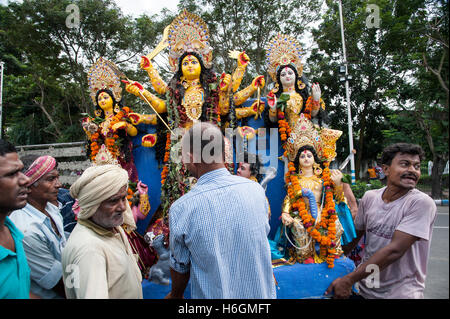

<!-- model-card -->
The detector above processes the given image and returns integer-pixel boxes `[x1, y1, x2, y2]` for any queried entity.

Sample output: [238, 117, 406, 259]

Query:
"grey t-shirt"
[354, 187, 436, 299]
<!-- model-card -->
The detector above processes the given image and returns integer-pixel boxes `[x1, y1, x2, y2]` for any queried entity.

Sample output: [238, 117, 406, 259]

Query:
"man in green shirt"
[0, 139, 32, 299]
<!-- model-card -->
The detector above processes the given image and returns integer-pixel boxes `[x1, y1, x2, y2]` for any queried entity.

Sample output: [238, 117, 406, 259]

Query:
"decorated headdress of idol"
[266, 33, 304, 85]
[87, 57, 122, 109]
[285, 114, 342, 163]
[167, 9, 213, 72]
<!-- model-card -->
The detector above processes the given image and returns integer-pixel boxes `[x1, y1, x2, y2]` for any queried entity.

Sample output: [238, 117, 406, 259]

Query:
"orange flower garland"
[305, 97, 325, 121]
[304, 97, 314, 120]
[127, 186, 134, 208]
[90, 132, 100, 161]
[161, 132, 171, 185]
[277, 111, 291, 142]
[285, 160, 338, 268]
[89, 107, 133, 162]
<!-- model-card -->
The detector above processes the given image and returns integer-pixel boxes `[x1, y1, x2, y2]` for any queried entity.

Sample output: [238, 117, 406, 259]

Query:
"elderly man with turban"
[10, 155, 66, 299]
[61, 164, 142, 299]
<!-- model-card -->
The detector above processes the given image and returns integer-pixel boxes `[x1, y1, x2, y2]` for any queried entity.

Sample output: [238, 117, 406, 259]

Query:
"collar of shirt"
[20, 202, 59, 224]
[196, 167, 230, 186]
[77, 218, 118, 237]
[16, 203, 65, 240]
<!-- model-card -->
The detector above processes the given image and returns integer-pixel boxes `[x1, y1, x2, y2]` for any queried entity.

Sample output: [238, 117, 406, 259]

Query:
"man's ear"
[382, 164, 390, 177]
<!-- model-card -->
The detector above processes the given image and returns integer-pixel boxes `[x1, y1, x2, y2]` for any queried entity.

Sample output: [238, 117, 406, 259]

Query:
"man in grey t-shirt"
[326, 143, 436, 299]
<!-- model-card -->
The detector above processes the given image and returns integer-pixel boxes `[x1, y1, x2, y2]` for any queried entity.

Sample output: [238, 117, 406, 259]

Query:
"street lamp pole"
[0, 61, 4, 139]
[338, 0, 356, 185]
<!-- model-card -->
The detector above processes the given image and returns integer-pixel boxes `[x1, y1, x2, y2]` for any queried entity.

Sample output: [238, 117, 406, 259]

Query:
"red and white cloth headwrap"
[25, 155, 57, 186]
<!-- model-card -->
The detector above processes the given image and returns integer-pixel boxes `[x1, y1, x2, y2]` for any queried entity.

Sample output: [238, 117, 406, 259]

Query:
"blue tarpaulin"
[142, 256, 355, 299]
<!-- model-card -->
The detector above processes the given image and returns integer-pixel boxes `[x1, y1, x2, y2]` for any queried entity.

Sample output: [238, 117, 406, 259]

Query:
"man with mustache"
[0, 139, 32, 298]
[326, 143, 436, 299]
[9, 155, 67, 298]
[62, 164, 142, 299]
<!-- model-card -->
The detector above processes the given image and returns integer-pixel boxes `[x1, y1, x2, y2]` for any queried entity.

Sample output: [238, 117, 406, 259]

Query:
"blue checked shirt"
[169, 168, 276, 299]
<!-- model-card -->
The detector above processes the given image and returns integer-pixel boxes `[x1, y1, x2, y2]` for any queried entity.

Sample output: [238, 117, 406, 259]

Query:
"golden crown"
[87, 57, 122, 105]
[167, 10, 213, 72]
[285, 114, 342, 162]
[93, 144, 119, 166]
[265, 34, 303, 82]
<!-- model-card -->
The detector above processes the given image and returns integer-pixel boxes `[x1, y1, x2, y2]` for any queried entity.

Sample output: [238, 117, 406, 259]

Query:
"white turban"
[70, 164, 136, 230]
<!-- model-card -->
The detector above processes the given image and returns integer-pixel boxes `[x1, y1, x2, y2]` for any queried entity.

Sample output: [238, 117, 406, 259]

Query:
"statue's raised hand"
[312, 83, 321, 102]
[123, 80, 144, 97]
[140, 56, 153, 70]
[252, 75, 265, 89]
[238, 51, 250, 67]
[330, 169, 343, 187]
[219, 73, 231, 91]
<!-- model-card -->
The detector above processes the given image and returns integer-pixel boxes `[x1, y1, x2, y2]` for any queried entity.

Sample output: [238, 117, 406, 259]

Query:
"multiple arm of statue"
[124, 51, 266, 124]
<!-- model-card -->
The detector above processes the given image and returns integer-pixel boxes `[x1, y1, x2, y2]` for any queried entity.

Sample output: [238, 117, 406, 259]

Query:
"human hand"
[252, 75, 265, 89]
[140, 56, 153, 70]
[312, 83, 321, 102]
[331, 169, 343, 187]
[238, 51, 250, 67]
[325, 276, 353, 299]
[164, 291, 184, 299]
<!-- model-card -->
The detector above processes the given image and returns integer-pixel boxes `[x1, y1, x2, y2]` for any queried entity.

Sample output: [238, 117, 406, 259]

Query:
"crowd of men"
[0, 123, 437, 299]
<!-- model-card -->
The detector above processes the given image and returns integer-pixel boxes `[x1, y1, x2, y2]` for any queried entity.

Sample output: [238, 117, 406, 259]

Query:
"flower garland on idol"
[276, 94, 314, 158]
[285, 160, 339, 268]
[89, 106, 131, 162]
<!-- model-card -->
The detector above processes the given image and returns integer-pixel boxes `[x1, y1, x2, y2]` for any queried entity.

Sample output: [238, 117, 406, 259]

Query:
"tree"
[178, 0, 324, 82]
[384, 0, 449, 198]
[308, 0, 395, 177]
[0, 0, 165, 144]
[308, 0, 448, 197]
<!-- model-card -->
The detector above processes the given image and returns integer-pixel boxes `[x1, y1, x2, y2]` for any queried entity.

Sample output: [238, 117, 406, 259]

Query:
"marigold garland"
[277, 111, 291, 142]
[161, 132, 171, 185]
[89, 107, 133, 162]
[304, 97, 314, 120]
[285, 160, 338, 268]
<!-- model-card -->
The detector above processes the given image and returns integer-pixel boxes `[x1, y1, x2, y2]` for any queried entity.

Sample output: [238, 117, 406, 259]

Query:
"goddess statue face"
[181, 54, 201, 80]
[298, 149, 315, 170]
[280, 66, 296, 90]
[97, 91, 114, 112]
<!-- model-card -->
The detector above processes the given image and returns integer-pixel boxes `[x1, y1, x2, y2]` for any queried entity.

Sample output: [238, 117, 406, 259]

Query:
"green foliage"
[350, 179, 384, 199]
[418, 174, 449, 189]
[0, 0, 165, 144]
[178, 0, 324, 79]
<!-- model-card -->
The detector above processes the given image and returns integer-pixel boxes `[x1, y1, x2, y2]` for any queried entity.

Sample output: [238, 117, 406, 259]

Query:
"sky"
[113, 0, 180, 17]
[0, 0, 181, 16]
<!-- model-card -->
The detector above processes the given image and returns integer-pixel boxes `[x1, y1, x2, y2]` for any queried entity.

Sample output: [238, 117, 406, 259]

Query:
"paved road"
[424, 205, 449, 299]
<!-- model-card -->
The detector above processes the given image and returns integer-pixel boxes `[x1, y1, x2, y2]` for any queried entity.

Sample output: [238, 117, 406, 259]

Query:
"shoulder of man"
[8, 207, 36, 233]
[360, 187, 384, 205]
[405, 188, 437, 212]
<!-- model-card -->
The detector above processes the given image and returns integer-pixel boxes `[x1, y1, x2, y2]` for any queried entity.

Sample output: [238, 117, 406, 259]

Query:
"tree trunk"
[431, 154, 447, 199]
[33, 75, 62, 138]
[355, 100, 369, 180]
